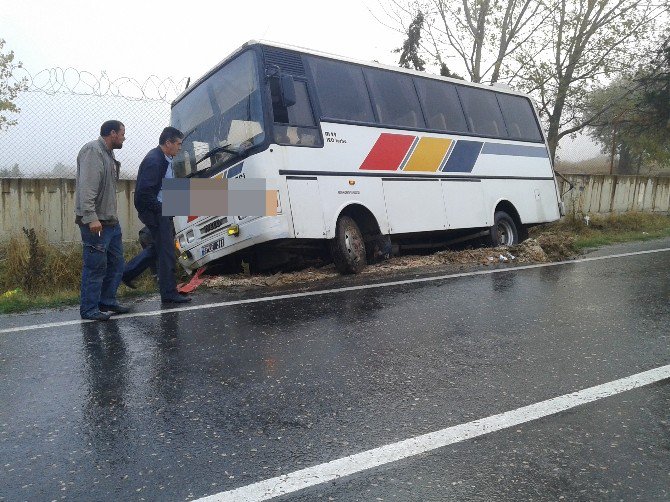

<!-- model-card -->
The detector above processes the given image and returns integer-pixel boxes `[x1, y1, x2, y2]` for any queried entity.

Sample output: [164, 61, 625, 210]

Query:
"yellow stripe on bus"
[403, 137, 453, 172]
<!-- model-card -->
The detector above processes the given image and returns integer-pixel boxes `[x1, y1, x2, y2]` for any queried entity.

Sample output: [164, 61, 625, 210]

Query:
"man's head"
[100, 120, 126, 149]
[159, 127, 184, 157]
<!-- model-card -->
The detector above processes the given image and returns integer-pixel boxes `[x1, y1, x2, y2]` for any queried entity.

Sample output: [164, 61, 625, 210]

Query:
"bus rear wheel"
[330, 216, 367, 274]
[489, 211, 519, 246]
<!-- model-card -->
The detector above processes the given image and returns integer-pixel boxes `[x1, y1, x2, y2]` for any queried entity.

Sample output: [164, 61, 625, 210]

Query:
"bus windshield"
[170, 50, 265, 178]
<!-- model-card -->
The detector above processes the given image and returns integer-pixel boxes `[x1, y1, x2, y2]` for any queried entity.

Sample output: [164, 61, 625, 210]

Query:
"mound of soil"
[535, 233, 577, 261]
[203, 236, 578, 290]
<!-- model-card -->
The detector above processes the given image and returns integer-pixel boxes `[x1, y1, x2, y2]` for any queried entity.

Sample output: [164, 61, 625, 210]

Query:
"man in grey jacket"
[75, 120, 131, 320]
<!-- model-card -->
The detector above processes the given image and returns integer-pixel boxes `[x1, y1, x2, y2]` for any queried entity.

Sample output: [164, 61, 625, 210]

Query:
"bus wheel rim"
[497, 221, 513, 245]
[345, 232, 353, 254]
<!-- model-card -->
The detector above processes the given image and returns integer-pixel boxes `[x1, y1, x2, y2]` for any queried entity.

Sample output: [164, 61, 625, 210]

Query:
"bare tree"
[375, 0, 668, 161]
[378, 0, 547, 82]
[517, 0, 668, 160]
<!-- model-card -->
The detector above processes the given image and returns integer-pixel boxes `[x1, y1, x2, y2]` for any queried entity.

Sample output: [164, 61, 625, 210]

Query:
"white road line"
[1, 247, 668, 335]
[195, 364, 670, 502]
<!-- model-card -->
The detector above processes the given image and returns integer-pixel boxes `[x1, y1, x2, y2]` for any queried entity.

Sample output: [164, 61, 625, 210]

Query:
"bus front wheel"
[330, 216, 367, 274]
[489, 211, 519, 247]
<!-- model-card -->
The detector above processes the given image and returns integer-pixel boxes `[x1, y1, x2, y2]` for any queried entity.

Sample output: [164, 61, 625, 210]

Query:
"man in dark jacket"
[131, 127, 191, 303]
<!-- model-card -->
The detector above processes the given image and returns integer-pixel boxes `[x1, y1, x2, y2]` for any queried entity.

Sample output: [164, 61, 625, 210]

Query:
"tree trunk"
[547, 125, 559, 164]
[617, 144, 634, 174]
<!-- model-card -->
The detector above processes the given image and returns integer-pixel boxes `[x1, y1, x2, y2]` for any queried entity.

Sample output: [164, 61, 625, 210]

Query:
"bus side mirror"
[280, 74, 296, 108]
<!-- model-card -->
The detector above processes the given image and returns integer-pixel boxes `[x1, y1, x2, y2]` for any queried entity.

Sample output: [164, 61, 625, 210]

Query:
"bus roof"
[172, 39, 531, 106]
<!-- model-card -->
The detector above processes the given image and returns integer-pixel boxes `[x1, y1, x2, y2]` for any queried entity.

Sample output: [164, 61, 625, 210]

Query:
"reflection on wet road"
[1, 241, 669, 501]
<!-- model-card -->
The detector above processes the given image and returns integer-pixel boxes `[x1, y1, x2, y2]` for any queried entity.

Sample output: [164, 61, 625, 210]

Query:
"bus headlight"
[227, 224, 240, 236]
[186, 230, 195, 243]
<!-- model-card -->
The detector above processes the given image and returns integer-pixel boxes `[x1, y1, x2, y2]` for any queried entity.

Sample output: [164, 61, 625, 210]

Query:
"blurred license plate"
[201, 238, 225, 257]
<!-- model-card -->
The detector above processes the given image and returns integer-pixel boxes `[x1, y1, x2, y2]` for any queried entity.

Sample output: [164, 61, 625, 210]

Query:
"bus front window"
[171, 50, 265, 177]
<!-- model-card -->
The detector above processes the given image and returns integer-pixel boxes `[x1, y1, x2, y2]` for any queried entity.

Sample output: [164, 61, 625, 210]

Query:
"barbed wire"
[9, 66, 189, 103]
[1, 64, 665, 179]
[1, 66, 181, 178]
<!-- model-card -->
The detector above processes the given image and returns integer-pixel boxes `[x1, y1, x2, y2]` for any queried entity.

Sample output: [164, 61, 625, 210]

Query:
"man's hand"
[88, 220, 102, 234]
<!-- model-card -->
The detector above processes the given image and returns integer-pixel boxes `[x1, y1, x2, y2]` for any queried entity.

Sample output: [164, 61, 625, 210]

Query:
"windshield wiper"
[181, 126, 197, 142]
[186, 143, 249, 178]
[195, 143, 237, 166]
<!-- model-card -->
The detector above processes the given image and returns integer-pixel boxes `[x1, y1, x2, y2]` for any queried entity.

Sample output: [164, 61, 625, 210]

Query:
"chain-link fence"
[555, 131, 670, 177]
[0, 68, 187, 179]
[1, 66, 666, 179]
[555, 133, 610, 175]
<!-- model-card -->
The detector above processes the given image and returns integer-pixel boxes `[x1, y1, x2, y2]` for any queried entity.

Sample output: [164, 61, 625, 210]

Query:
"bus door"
[440, 179, 488, 229]
[286, 177, 326, 238]
[382, 178, 448, 234]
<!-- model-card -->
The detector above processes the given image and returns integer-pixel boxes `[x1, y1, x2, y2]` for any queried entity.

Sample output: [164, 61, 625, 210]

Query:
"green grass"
[0, 289, 81, 313]
[0, 283, 157, 315]
[574, 228, 670, 249]
[533, 212, 670, 250]
[0, 236, 161, 314]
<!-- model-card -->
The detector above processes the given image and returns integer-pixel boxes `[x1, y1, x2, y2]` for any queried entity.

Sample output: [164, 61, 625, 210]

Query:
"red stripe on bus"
[187, 216, 198, 222]
[359, 133, 416, 171]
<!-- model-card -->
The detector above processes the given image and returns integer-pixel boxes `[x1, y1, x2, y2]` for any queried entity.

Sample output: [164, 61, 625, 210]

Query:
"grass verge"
[0, 237, 158, 314]
[0, 285, 157, 315]
[530, 212, 670, 250]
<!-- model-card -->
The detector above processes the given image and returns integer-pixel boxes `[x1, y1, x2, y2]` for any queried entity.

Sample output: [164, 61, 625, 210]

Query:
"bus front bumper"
[178, 215, 290, 272]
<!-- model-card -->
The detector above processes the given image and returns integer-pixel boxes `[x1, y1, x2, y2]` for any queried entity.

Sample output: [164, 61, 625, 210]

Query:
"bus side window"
[414, 78, 468, 133]
[271, 79, 322, 147]
[457, 86, 507, 138]
[491, 120, 500, 136]
[496, 93, 543, 141]
[433, 113, 447, 130]
[364, 68, 425, 129]
[305, 57, 375, 123]
[270, 78, 289, 124]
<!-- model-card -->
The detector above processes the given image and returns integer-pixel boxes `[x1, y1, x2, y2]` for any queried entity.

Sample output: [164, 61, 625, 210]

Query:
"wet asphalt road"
[1, 239, 669, 501]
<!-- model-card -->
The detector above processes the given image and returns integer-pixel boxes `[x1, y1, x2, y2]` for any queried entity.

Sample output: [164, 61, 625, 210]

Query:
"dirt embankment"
[203, 234, 577, 290]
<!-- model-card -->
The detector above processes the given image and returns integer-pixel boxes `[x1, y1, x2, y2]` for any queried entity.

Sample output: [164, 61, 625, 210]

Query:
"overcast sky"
[1, 0, 408, 174]
[1, 0, 600, 171]
[3, 0, 402, 80]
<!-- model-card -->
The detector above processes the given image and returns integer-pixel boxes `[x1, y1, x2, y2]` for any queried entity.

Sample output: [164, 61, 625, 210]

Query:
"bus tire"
[490, 211, 519, 247]
[518, 224, 529, 242]
[330, 216, 367, 274]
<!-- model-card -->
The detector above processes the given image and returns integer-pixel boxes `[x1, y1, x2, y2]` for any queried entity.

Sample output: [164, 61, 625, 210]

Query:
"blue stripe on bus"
[225, 162, 244, 178]
[481, 143, 549, 158]
[442, 140, 484, 173]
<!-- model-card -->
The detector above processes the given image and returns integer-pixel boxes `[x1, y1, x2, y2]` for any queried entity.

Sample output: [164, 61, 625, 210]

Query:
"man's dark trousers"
[123, 226, 158, 283]
[122, 246, 156, 284]
[79, 223, 124, 317]
[139, 213, 178, 298]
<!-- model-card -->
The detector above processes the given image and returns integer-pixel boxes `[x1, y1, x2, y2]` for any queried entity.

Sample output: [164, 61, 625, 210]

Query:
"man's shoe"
[99, 304, 131, 314]
[122, 277, 137, 290]
[82, 311, 112, 321]
[161, 294, 192, 304]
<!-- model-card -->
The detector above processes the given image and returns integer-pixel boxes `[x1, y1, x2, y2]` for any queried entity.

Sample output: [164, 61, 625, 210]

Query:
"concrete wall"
[559, 174, 670, 216]
[1, 175, 668, 243]
[0, 178, 142, 244]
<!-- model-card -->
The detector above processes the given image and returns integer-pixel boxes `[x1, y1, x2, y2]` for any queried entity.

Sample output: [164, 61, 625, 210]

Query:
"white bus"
[170, 41, 563, 274]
